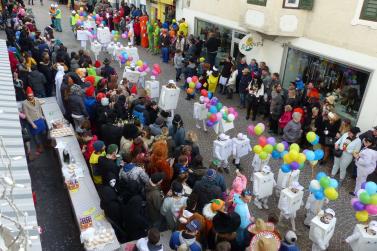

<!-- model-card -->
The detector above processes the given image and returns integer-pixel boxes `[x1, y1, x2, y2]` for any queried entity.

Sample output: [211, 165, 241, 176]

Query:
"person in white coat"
[331, 127, 361, 184]
[193, 96, 208, 132]
[213, 133, 233, 173]
[225, 67, 237, 99]
[345, 220, 377, 250]
[351, 135, 377, 195]
[232, 133, 251, 170]
[55, 64, 65, 114]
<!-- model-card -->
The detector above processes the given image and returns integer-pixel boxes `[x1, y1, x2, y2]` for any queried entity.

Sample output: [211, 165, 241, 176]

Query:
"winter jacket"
[70, 58, 80, 72]
[68, 93, 89, 117]
[145, 183, 164, 224]
[83, 135, 98, 161]
[283, 120, 302, 143]
[161, 196, 188, 230]
[84, 97, 96, 120]
[169, 126, 186, 148]
[100, 123, 123, 147]
[205, 37, 220, 53]
[160, 35, 170, 48]
[239, 74, 252, 94]
[169, 231, 202, 251]
[38, 62, 53, 88]
[98, 156, 120, 186]
[119, 163, 149, 187]
[279, 111, 292, 129]
[183, 63, 197, 78]
[149, 123, 162, 136]
[136, 237, 163, 251]
[174, 55, 184, 69]
[270, 91, 284, 119]
[192, 178, 223, 212]
[28, 70, 47, 94]
[355, 147, 377, 175]
[220, 61, 233, 78]
[234, 194, 252, 229]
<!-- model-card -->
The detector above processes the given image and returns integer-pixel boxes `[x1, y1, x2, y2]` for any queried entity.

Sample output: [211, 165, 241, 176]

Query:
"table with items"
[41, 97, 121, 251]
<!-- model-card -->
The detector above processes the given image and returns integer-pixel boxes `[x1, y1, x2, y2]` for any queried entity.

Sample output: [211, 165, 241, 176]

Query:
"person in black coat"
[144, 100, 159, 126]
[123, 195, 150, 241]
[219, 56, 234, 94]
[100, 111, 123, 147]
[38, 53, 54, 97]
[101, 58, 116, 81]
[98, 144, 121, 186]
[205, 32, 220, 68]
[114, 95, 129, 120]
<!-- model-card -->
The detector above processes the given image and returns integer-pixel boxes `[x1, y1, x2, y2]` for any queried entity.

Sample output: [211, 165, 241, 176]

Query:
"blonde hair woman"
[185, 131, 200, 159]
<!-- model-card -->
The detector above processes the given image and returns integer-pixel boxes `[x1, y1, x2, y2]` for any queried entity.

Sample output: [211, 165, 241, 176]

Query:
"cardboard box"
[253, 172, 274, 198]
[158, 86, 180, 111]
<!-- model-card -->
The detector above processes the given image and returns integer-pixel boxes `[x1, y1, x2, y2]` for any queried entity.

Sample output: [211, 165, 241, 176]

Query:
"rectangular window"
[360, 0, 377, 21]
[283, 0, 314, 10]
[247, 0, 267, 6]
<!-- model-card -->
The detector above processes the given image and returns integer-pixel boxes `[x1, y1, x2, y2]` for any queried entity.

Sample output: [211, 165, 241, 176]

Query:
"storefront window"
[195, 19, 232, 63]
[282, 48, 370, 124]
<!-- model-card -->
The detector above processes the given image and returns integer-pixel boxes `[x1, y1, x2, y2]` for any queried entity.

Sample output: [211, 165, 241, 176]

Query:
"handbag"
[333, 149, 343, 158]
[324, 136, 335, 146]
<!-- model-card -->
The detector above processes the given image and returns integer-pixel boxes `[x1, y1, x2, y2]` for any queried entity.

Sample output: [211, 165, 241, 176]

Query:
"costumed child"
[193, 96, 208, 132]
[207, 66, 220, 93]
[280, 231, 300, 251]
[147, 21, 154, 52]
[304, 184, 329, 227]
[345, 220, 377, 251]
[253, 165, 276, 209]
[232, 133, 251, 170]
[309, 208, 336, 251]
[227, 169, 247, 213]
[202, 199, 225, 236]
[250, 151, 271, 181]
[213, 133, 233, 173]
[106, 41, 116, 59]
[278, 181, 304, 232]
[153, 23, 160, 55]
[70, 10, 79, 33]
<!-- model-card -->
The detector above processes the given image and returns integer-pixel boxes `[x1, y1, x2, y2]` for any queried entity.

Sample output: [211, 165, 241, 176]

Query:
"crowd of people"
[3, 0, 377, 251]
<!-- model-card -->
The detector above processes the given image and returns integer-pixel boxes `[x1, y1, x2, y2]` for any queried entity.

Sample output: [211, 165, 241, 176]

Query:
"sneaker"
[254, 200, 263, 209]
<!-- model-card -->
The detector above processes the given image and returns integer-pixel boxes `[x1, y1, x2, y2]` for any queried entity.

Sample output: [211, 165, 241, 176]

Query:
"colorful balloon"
[271, 150, 280, 159]
[188, 82, 195, 89]
[310, 180, 321, 192]
[259, 151, 268, 160]
[258, 136, 267, 147]
[290, 143, 300, 152]
[227, 113, 235, 122]
[320, 176, 331, 188]
[306, 132, 316, 142]
[253, 145, 263, 154]
[355, 210, 369, 222]
[365, 181, 377, 195]
[353, 200, 366, 211]
[365, 205, 377, 216]
[306, 150, 315, 161]
[370, 194, 377, 205]
[359, 192, 371, 204]
[329, 178, 339, 189]
[263, 144, 274, 154]
[192, 76, 199, 83]
[281, 164, 291, 173]
[267, 137, 276, 145]
[314, 191, 325, 200]
[324, 187, 338, 200]
[254, 125, 263, 136]
[247, 125, 255, 136]
[276, 143, 285, 153]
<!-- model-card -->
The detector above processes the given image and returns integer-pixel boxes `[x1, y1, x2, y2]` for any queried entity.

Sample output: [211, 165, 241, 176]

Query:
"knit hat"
[93, 140, 105, 152]
[26, 86, 33, 95]
[284, 230, 297, 244]
[171, 181, 183, 195]
[155, 117, 164, 127]
[106, 144, 118, 155]
[151, 172, 165, 184]
[211, 199, 225, 212]
[85, 86, 95, 97]
[206, 169, 217, 181]
[186, 220, 201, 232]
[94, 60, 101, 68]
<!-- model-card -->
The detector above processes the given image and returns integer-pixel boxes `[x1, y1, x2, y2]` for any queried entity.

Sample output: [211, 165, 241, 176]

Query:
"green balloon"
[259, 151, 268, 160]
[263, 144, 274, 154]
[216, 102, 223, 110]
[360, 192, 371, 204]
[320, 177, 330, 188]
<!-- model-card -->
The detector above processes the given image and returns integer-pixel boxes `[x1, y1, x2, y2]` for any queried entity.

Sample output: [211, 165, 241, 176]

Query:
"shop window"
[247, 0, 267, 6]
[283, 0, 314, 10]
[360, 0, 377, 21]
[282, 48, 370, 124]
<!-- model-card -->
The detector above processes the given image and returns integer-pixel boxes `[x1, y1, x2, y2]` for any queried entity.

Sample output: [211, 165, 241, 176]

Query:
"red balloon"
[258, 136, 267, 147]
[201, 89, 208, 97]
[192, 76, 199, 83]
[210, 114, 217, 122]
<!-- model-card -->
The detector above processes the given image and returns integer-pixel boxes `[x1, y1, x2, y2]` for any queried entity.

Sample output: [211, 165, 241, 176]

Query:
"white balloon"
[228, 114, 235, 122]
[310, 180, 321, 191]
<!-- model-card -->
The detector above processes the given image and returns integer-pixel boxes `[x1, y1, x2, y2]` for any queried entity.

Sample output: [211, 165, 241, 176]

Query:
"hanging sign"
[239, 32, 263, 55]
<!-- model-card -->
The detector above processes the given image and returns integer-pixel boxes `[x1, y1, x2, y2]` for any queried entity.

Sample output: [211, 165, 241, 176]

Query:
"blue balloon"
[281, 164, 291, 173]
[271, 150, 280, 159]
[207, 92, 213, 99]
[314, 191, 325, 200]
[365, 181, 377, 195]
[209, 106, 217, 114]
[306, 150, 315, 161]
[316, 172, 327, 181]
[329, 178, 338, 189]
[314, 149, 324, 160]
[280, 150, 288, 158]
[311, 135, 320, 145]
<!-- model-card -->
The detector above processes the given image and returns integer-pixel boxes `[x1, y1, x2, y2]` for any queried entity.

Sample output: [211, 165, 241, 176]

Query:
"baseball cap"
[186, 220, 201, 232]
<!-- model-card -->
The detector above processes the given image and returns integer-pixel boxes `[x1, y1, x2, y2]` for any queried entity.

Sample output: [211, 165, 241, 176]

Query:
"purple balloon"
[353, 201, 366, 211]
[290, 162, 300, 170]
[303, 149, 308, 154]
[282, 141, 289, 150]
[206, 120, 214, 127]
[361, 182, 367, 189]
[267, 137, 276, 145]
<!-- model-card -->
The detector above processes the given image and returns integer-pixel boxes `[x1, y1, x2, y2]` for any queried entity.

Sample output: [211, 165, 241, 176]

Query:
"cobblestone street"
[8, 2, 376, 250]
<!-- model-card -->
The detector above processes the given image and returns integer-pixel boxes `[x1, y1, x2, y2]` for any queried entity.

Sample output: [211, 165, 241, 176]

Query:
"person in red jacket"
[133, 17, 141, 45]
[113, 11, 121, 31]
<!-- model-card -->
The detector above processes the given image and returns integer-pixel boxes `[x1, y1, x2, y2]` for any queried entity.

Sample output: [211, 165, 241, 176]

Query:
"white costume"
[76, 29, 92, 49]
[106, 42, 116, 58]
[345, 221, 377, 251]
[145, 76, 160, 99]
[276, 169, 300, 196]
[354, 147, 377, 193]
[55, 65, 65, 114]
[232, 133, 251, 168]
[90, 40, 102, 60]
[304, 193, 328, 226]
[250, 153, 270, 181]
[253, 166, 276, 209]
[278, 182, 304, 231]
[158, 81, 180, 111]
[125, 44, 139, 64]
[193, 100, 208, 132]
[309, 209, 336, 251]
[97, 26, 111, 49]
[213, 133, 233, 170]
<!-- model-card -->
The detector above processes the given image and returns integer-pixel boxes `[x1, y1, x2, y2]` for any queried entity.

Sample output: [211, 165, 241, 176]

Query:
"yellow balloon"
[324, 187, 338, 201]
[290, 143, 300, 152]
[126, 61, 131, 66]
[136, 60, 143, 67]
[355, 210, 369, 222]
[283, 153, 292, 164]
[371, 194, 377, 205]
[253, 145, 263, 154]
[259, 151, 268, 160]
[298, 153, 306, 163]
[289, 150, 299, 161]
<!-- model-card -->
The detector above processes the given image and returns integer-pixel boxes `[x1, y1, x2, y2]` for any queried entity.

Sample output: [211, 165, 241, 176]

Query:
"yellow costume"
[207, 74, 220, 93]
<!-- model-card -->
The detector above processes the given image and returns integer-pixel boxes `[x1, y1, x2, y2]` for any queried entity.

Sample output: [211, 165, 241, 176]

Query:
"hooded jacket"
[119, 163, 149, 186]
[136, 237, 163, 251]
[169, 231, 202, 251]
[28, 70, 47, 93]
[124, 195, 150, 241]
[283, 120, 302, 143]
[145, 182, 164, 224]
[192, 177, 223, 212]
[68, 85, 89, 117]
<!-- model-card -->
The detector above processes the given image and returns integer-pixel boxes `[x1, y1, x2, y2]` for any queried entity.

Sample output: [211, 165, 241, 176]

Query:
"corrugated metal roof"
[0, 39, 42, 250]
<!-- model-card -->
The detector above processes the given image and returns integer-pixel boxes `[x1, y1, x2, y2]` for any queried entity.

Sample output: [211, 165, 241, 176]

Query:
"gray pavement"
[13, 2, 370, 250]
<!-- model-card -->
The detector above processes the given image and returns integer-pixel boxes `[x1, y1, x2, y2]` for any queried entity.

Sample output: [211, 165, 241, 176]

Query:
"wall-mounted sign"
[238, 32, 263, 55]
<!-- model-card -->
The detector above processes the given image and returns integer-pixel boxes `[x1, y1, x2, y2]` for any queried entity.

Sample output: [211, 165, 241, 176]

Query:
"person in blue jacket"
[169, 220, 202, 251]
[234, 189, 254, 246]
[279, 230, 300, 251]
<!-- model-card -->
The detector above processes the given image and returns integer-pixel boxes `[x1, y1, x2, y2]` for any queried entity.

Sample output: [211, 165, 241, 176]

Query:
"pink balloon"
[233, 111, 238, 119]
[204, 97, 210, 104]
[151, 69, 158, 76]
[216, 112, 222, 121]
[128, 56, 133, 61]
[228, 107, 235, 114]
[121, 33, 127, 39]
[205, 103, 211, 109]
[247, 125, 255, 136]
[366, 205, 377, 216]
[145, 67, 151, 73]
[186, 77, 192, 83]
[138, 67, 143, 72]
[153, 64, 160, 70]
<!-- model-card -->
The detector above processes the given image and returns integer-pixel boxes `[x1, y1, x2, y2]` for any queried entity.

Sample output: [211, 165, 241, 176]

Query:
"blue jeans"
[175, 68, 182, 81]
[207, 51, 217, 68]
[239, 93, 246, 107]
[162, 47, 169, 63]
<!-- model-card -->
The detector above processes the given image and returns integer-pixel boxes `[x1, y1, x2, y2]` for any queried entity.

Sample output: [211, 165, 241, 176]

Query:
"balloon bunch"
[247, 123, 265, 136]
[135, 60, 151, 73]
[252, 135, 277, 160]
[306, 131, 320, 145]
[95, 14, 105, 25]
[280, 143, 307, 173]
[351, 181, 377, 222]
[151, 64, 162, 77]
[111, 30, 120, 41]
[309, 172, 339, 201]
[303, 131, 324, 165]
[186, 76, 201, 95]
[200, 89, 213, 99]
[201, 96, 238, 127]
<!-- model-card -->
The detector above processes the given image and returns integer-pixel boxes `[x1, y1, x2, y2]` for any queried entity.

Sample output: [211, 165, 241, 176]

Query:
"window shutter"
[299, 0, 314, 10]
[247, 0, 267, 6]
[360, 0, 377, 21]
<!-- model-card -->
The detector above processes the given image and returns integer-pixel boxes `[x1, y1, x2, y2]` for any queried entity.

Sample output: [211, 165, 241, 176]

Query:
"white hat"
[262, 165, 271, 174]
[290, 181, 304, 191]
[213, 66, 218, 71]
[150, 76, 156, 80]
[72, 10, 76, 14]
[219, 133, 229, 141]
[324, 208, 335, 217]
[369, 225, 377, 233]
[237, 133, 244, 140]
[369, 220, 377, 228]
[168, 80, 175, 84]
[284, 230, 297, 244]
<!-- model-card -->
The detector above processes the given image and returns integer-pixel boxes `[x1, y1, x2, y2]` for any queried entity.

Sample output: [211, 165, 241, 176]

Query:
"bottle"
[63, 149, 70, 164]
